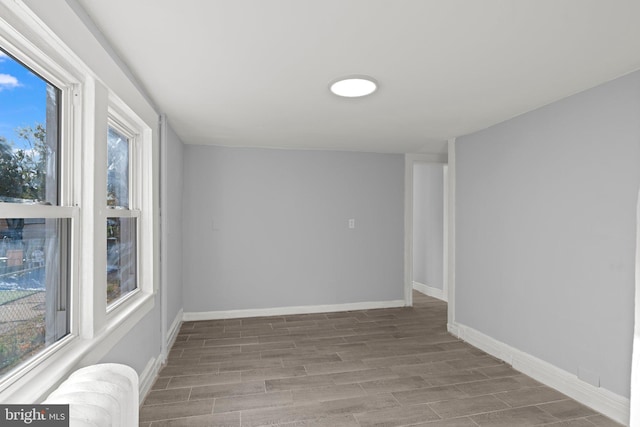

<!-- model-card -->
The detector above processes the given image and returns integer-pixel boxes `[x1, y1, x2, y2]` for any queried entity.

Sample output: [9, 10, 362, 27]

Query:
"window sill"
[0, 291, 155, 403]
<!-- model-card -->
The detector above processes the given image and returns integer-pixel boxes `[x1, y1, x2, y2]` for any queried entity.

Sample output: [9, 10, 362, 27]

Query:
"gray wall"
[165, 123, 184, 325]
[100, 306, 161, 373]
[182, 146, 405, 312]
[456, 70, 640, 398]
[412, 163, 444, 289]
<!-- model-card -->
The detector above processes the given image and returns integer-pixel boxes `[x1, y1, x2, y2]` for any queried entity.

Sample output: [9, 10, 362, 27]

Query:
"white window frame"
[99, 95, 154, 324]
[0, 18, 81, 396]
[105, 109, 143, 311]
[0, 3, 156, 403]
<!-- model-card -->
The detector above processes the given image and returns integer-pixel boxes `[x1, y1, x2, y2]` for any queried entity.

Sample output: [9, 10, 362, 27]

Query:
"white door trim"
[442, 163, 449, 303]
[630, 188, 640, 426]
[446, 139, 456, 328]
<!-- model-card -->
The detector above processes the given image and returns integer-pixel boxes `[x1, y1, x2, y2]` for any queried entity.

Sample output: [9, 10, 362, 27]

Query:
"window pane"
[0, 218, 69, 377]
[107, 127, 129, 208]
[0, 49, 60, 205]
[107, 217, 137, 304]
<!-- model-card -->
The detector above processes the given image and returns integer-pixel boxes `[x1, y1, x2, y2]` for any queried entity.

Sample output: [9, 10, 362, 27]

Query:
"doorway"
[404, 150, 451, 311]
[411, 162, 448, 301]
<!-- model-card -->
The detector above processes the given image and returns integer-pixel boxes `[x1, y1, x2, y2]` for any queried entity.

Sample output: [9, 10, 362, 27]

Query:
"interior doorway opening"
[404, 150, 451, 312]
[411, 162, 448, 302]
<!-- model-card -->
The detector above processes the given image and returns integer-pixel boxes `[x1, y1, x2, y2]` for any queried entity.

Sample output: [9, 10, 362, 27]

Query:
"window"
[0, 48, 70, 377]
[0, 50, 59, 205]
[107, 126, 129, 209]
[106, 122, 139, 305]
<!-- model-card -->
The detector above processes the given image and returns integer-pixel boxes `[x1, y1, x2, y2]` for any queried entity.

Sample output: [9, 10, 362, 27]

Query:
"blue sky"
[0, 49, 48, 149]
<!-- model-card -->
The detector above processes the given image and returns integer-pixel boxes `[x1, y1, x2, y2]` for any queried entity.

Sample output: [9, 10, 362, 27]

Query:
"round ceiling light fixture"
[330, 76, 378, 98]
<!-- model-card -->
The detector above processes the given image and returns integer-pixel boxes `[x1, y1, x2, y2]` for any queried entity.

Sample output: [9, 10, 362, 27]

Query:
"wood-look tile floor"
[140, 292, 623, 427]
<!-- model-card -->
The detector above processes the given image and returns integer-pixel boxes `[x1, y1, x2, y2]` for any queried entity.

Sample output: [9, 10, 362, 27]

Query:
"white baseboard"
[139, 310, 182, 403]
[165, 309, 183, 357]
[138, 356, 162, 403]
[447, 322, 460, 337]
[450, 322, 630, 426]
[183, 299, 406, 321]
[413, 281, 446, 301]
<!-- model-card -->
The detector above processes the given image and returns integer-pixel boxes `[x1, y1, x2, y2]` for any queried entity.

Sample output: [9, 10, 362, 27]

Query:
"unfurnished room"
[0, 1, 639, 426]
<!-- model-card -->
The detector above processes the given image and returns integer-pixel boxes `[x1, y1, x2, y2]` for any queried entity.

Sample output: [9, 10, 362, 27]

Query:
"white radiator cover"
[42, 363, 139, 427]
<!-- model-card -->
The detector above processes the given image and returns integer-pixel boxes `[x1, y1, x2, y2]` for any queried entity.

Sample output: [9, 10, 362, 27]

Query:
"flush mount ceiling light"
[330, 76, 378, 98]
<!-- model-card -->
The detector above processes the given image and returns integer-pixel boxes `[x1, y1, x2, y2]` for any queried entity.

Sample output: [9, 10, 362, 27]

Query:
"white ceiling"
[76, 0, 640, 154]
